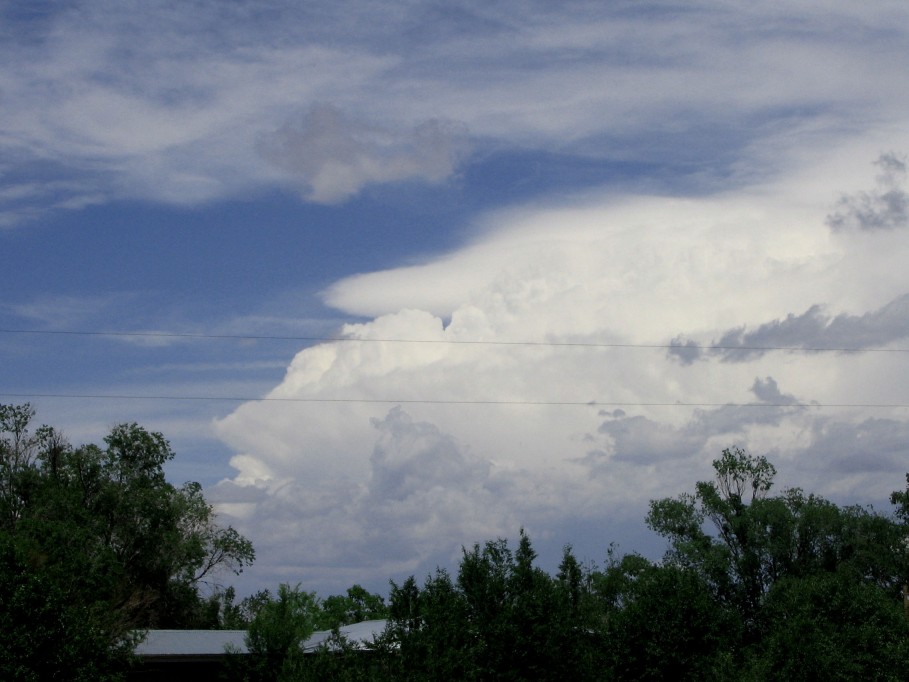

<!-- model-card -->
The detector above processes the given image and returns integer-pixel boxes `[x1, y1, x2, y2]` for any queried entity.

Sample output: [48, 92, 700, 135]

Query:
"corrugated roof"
[135, 629, 248, 657]
[135, 619, 388, 658]
[302, 619, 388, 652]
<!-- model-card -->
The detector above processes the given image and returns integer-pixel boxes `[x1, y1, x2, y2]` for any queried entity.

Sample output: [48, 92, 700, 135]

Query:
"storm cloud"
[827, 153, 909, 232]
[670, 293, 909, 363]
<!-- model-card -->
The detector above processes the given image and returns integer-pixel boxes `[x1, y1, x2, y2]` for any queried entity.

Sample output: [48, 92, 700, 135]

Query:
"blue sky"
[4, 0, 909, 596]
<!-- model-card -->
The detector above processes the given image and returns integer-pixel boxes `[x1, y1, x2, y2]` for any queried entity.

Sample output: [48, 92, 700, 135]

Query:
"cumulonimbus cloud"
[213, 165, 909, 592]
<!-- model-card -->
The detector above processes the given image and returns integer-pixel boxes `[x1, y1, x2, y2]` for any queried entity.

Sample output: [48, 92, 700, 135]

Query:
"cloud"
[4, 2, 909, 224]
[213, 158, 909, 591]
[801, 416, 909, 476]
[683, 293, 909, 362]
[9, 1, 907, 591]
[213, 405, 517, 586]
[256, 105, 470, 203]
[750, 376, 799, 406]
[367, 406, 490, 501]
[826, 153, 909, 231]
[3, 293, 134, 329]
[668, 336, 701, 365]
[586, 376, 804, 468]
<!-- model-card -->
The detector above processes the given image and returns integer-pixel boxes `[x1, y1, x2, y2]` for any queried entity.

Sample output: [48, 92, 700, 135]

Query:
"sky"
[4, 0, 909, 596]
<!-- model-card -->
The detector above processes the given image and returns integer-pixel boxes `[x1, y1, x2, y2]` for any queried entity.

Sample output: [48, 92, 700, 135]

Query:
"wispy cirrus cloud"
[3, 1, 909, 225]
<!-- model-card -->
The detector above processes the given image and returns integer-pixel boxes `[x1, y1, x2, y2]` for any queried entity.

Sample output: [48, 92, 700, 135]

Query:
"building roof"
[135, 630, 249, 660]
[302, 619, 388, 652]
[134, 620, 388, 660]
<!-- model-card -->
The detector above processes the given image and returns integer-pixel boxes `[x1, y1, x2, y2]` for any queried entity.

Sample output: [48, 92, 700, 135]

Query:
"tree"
[646, 446, 909, 676]
[745, 572, 909, 681]
[0, 533, 138, 682]
[383, 531, 600, 681]
[242, 583, 320, 681]
[595, 553, 740, 681]
[647, 448, 908, 621]
[317, 584, 388, 630]
[0, 404, 255, 677]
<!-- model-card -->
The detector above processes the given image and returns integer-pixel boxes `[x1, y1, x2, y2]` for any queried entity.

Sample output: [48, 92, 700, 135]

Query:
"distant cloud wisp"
[256, 104, 471, 203]
[668, 293, 909, 363]
[827, 152, 909, 232]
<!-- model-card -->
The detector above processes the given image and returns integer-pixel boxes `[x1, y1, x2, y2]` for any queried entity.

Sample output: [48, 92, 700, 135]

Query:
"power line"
[0, 328, 906, 355]
[1, 392, 907, 409]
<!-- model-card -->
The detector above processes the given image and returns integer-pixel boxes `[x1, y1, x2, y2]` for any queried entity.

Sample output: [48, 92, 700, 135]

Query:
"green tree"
[0, 533, 137, 682]
[0, 404, 255, 677]
[646, 447, 780, 619]
[646, 447, 908, 624]
[317, 584, 388, 630]
[646, 446, 909, 676]
[242, 583, 320, 681]
[383, 531, 601, 681]
[385, 569, 474, 681]
[745, 572, 909, 681]
[595, 553, 739, 681]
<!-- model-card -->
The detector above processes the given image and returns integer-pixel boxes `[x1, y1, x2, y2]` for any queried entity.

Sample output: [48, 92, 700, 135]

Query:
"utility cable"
[1, 392, 906, 409]
[0, 328, 906, 355]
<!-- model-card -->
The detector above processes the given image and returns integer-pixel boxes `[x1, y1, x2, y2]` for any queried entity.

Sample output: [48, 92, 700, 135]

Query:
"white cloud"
[3, 1, 909, 223]
[214, 146, 909, 592]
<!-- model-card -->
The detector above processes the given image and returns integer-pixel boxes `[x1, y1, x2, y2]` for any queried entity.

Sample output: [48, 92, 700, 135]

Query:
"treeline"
[4, 404, 909, 680]
[258, 448, 909, 681]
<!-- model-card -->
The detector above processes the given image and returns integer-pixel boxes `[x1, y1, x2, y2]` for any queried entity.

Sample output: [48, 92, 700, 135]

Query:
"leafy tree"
[0, 404, 255, 677]
[646, 446, 909, 676]
[554, 546, 604, 677]
[317, 583, 388, 630]
[745, 572, 909, 681]
[206, 585, 274, 630]
[0, 533, 137, 681]
[646, 447, 780, 618]
[382, 531, 601, 681]
[385, 569, 474, 681]
[646, 447, 908, 625]
[241, 583, 320, 681]
[595, 553, 739, 681]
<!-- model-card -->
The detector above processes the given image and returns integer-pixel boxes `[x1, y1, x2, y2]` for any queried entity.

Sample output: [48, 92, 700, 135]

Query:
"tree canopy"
[297, 447, 909, 681]
[0, 403, 255, 679]
[5, 406, 908, 680]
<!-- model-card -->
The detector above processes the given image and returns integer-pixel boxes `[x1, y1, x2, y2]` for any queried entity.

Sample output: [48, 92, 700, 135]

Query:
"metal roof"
[135, 630, 249, 658]
[302, 619, 388, 652]
[135, 620, 388, 659]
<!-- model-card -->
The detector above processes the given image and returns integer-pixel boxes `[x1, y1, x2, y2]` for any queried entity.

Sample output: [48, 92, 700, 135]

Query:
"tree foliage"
[374, 531, 604, 681]
[296, 448, 909, 681]
[7, 406, 909, 680]
[317, 583, 389, 630]
[0, 404, 255, 678]
[646, 446, 909, 676]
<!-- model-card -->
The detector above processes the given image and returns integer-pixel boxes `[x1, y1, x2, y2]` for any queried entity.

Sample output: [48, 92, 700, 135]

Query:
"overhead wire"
[3, 327, 909, 409]
[1, 327, 907, 354]
[0, 392, 907, 410]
